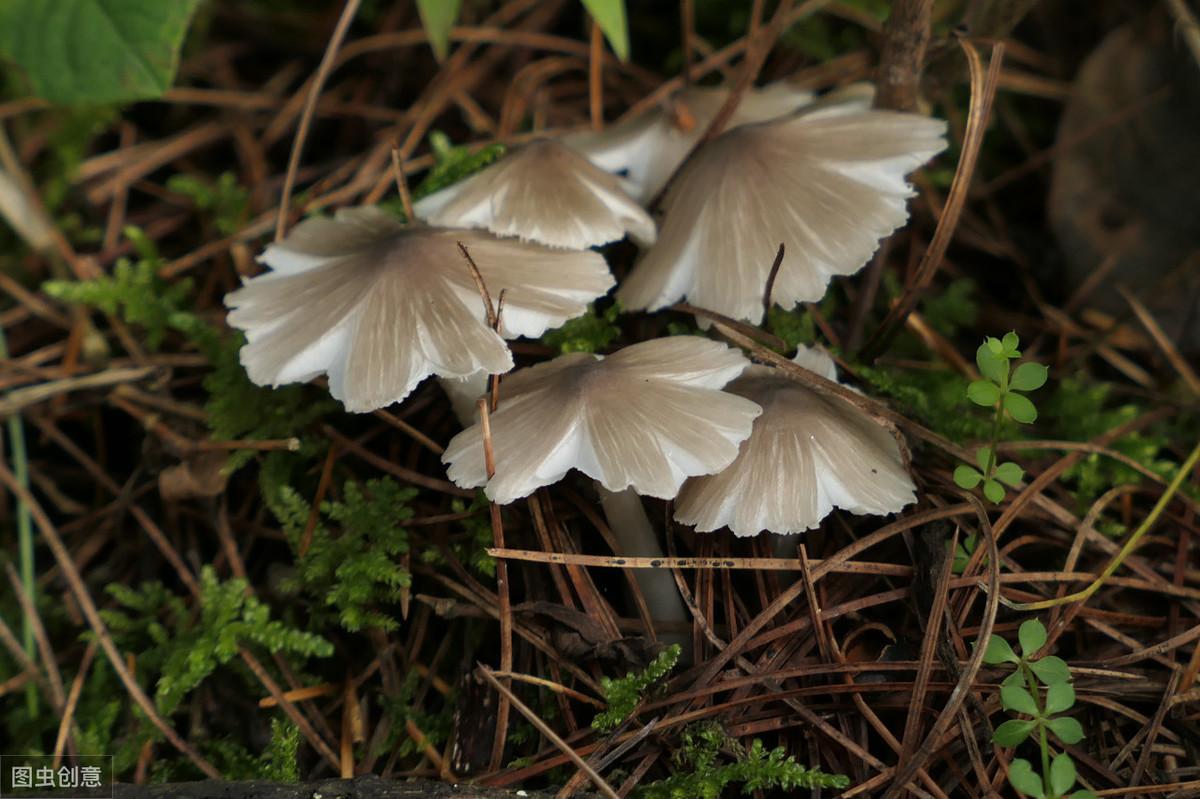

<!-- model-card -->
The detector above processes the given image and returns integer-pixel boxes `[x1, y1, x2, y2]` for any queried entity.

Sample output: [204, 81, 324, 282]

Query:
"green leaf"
[1018, 619, 1048, 656]
[1011, 362, 1049, 392]
[1008, 759, 1044, 798]
[954, 465, 983, 489]
[993, 718, 1036, 747]
[416, 0, 463, 60]
[580, 0, 630, 60]
[968, 380, 1001, 406]
[982, 634, 1020, 665]
[1002, 669, 1025, 689]
[977, 342, 1008, 383]
[1005, 392, 1039, 423]
[1046, 716, 1085, 745]
[976, 446, 994, 472]
[1045, 681, 1075, 715]
[1000, 684, 1039, 716]
[1002, 331, 1021, 355]
[995, 461, 1024, 487]
[0, 0, 202, 104]
[1070, 791, 1099, 799]
[1030, 656, 1071, 685]
[986, 337, 1004, 356]
[1049, 753, 1076, 795]
[983, 479, 1005, 504]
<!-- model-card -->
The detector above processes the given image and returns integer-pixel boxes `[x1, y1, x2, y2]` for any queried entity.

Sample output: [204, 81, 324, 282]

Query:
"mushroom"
[565, 81, 817, 203]
[616, 104, 947, 324]
[441, 336, 762, 503]
[224, 207, 614, 412]
[413, 138, 656, 250]
[674, 346, 916, 536]
[439, 370, 491, 427]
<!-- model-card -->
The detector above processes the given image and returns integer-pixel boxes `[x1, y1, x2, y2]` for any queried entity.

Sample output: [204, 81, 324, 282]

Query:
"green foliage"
[580, 0, 630, 60]
[593, 644, 681, 732]
[0, 0, 202, 104]
[167, 172, 250, 236]
[376, 669, 455, 760]
[261, 718, 302, 782]
[446, 494, 497, 577]
[856, 364, 992, 442]
[40, 107, 118, 211]
[767, 306, 816, 351]
[954, 332, 1048, 503]
[542, 302, 621, 354]
[1041, 377, 1181, 509]
[982, 619, 1095, 799]
[635, 723, 849, 798]
[262, 454, 418, 632]
[412, 0, 628, 61]
[202, 336, 335, 470]
[412, 131, 506, 201]
[101, 566, 332, 717]
[43, 254, 207, 351]
[416, 0, 463, 60]
[43, 237, 334, 470]
[921, 278, 978, 337]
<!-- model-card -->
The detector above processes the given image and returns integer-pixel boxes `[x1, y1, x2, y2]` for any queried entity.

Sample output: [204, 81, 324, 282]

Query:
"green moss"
[542, 302, 621, 354]
[43, 240, 335, 471]
[100, 566, 332, 718]
[635, 723, 849, 798]
[167, 171, 249, 236]
[593, 644, 680, 733]
[262, 453, 419, 632]
[1039, 376, 1185, 508]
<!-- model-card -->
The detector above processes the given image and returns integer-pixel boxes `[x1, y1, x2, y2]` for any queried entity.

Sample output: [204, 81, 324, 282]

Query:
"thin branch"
[477, 664, 620, 799]
[275, 0, 363, 241]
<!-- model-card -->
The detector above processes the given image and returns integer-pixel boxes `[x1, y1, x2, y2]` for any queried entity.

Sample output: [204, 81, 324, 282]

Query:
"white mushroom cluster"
[226, 79, 942, 536]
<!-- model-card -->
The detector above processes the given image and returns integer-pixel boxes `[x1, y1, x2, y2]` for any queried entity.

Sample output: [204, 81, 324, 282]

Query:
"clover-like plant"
[954, 332, 1048, 502]
[983, 619, 1095, 799]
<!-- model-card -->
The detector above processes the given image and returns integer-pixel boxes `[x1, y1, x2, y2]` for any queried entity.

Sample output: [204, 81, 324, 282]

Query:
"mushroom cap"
[441, 336, 763, 503]
[674, 347, 916, 536]
[439, 371, 491, 427]
[224, 207, 614, 412]
[413, 139, 656, 249]
[616, 105, 948, 325]
[565, 81, 817, 203]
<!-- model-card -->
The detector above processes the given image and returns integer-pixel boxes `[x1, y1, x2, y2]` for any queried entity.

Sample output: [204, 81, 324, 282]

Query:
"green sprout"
[954, 332, 1048, 502]
[592, 644, 681, 733]
[983, 619, 1096, 799]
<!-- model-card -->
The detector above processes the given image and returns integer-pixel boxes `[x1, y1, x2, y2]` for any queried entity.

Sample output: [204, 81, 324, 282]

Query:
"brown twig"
[275, 0, 363, 241]
[857, 37, 1005, 361]
[874, 0, 933, 111]
[0, 460, 221, 778]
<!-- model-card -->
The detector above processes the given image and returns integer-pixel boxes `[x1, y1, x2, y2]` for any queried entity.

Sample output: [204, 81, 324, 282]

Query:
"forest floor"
[1, 1, 1199, 797]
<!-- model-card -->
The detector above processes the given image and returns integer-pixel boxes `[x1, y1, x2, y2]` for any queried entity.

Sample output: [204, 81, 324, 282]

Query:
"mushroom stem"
[596, 485, 690, 640]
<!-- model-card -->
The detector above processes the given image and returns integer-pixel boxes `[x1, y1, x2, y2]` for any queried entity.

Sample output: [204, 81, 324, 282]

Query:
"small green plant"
[541, 302, 621, 354]
[167, 171, 250, 236]
[44, 237, 334, 470]
[921, 277, 978, 337]
[261, 454, 418, 632]
[447, 494, 497, 577]
[101, 566, 332, 717]
[635, 723, 849, 799]
[983, 619, 1095, 799]
[411, 131, 506, 202]
[954, 332, 1048, 502]
[592, 644, 681, 733]
[767, 305, 817, 351]
[260, 718, 302, 781]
